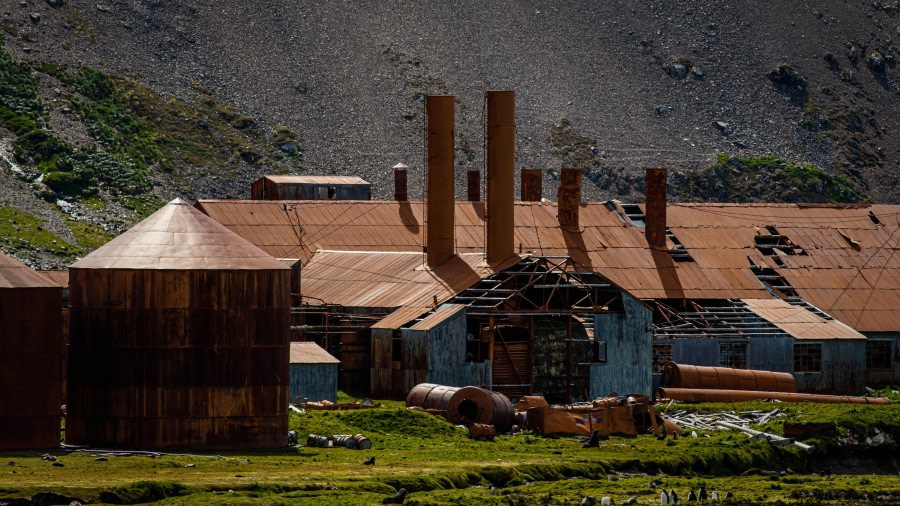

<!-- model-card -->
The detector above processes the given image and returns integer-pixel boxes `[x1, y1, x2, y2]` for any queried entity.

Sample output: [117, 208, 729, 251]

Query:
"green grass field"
[1, 396, 898, 504]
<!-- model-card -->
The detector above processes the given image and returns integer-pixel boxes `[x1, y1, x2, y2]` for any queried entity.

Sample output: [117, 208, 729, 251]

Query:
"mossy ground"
[1, 397, 897, 504]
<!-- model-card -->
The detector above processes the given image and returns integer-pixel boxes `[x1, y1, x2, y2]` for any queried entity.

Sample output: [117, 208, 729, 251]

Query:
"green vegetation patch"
[0, 207, 71, 255]
[679, 154, 867, 203]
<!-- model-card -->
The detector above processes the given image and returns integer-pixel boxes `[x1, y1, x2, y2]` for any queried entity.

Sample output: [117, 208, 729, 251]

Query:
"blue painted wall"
[290, 363, 338, 402]
[590, 294, 653, 397]
[864, 332, 900, 386]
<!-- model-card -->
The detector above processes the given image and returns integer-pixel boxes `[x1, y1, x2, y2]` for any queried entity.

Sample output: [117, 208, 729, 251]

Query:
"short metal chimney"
[557, 168, 581, 230]
[521, 168, 542, 201]
[486, 90, 515, 265]
[393, 163, 408, 201]
[644, 168, 668, 250]
[426, 96, 455, 267]
[467, 170, 481, 201]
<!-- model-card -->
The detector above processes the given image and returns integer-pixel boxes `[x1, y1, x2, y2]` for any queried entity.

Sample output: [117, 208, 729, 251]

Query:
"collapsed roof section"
[652, 298, 866, 341]
[196, 200, 900, 332]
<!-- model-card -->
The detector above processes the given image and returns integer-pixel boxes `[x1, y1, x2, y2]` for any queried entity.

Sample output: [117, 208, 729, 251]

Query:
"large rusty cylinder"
[661, 361, 797, 393]
[657, 387, 891, 405]
[446, 386, 516, 432]
[406, 383, 515, 432]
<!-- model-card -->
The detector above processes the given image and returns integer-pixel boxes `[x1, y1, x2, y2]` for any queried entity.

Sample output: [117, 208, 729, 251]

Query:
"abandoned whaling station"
[1, 91, 898, 451]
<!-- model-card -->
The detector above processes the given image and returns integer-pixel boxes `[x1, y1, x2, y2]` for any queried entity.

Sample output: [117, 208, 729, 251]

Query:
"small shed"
[290, 342, 340, 402]
[251, 175, 371, 200]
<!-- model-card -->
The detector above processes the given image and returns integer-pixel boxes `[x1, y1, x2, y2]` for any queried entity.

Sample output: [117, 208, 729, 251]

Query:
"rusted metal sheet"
[520, 168, 543, 201]
[67, 200, 290, 450]
[371, 306, 431, 330]
[741, 298, 866, 340]
[557, 169, 581, 230]
[426, 95, 455, 267]
[525, 395, 661, 437]
[467, 170, 481, 202]
[196, 199, 900, 331]
[406, 383, 515, 432]
[301, 251, 518, 308]
[409, 304, 466, 331]
[644, 168, 668, 250]
[290, 342, 340, 364]
[0, 255, 64, 449]
[251, 176, 371, 200]
[661, 362, 797, 393]
[486, 90, 515, 265]
[657, 387, 891, 404]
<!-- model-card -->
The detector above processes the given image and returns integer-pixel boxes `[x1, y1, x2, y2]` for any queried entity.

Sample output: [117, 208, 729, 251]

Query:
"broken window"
[719, 341, 748, 369]
[652, 343, 673, 373]
[391, 330, 402, 363]
[793, 343, 822, 373]
[866, 340, 893, 370]
[868, 210, 882, 227]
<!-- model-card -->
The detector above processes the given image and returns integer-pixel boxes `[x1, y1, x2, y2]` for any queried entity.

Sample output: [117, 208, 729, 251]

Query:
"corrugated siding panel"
[591, 294, 652, 396]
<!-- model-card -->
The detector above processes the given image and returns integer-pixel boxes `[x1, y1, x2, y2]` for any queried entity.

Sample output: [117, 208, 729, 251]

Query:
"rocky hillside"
[2, 0, 899, 267]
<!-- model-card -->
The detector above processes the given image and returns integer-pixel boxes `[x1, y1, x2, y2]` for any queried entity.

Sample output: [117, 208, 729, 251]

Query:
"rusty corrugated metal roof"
[261, 175, 369, 185]
[36, 270, 69, 288]
[301, 251, 519, 308]
[410, 304, 467, 331]
[290, 342, 340, 364]
[0, 253, 60, 288]
[741, 298, 866, 340]
[370, 306, 431, 330]
[74, 199, 287, 270]
[197, 200, 900, 332]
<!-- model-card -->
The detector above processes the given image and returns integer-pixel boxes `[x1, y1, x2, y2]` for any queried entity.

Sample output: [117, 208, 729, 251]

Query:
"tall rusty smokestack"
[557, 168, 581, 230]
[393, 163, 408, 201]
[426, 95, 455, 267]
[486, 90, 515, 265]
[645, 168, 668, 250]
[521, 168, 542, 201]
[467, 170, 481, 201]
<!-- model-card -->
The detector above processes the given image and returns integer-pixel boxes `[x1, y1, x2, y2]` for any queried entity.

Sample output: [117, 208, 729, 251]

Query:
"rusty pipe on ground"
[657, 387, 892, 405]
[716, 421, 814, 454]
[661, 361, 797, 393]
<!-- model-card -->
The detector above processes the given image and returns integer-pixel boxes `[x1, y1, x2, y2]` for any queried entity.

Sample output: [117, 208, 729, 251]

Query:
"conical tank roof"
[72, 198, 288, 270]
[0, 252, 61, 288]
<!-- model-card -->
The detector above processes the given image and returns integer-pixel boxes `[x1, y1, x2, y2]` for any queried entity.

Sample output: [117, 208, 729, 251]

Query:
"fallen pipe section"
[406, 383, 516, 432]
[661, 361, 797, 393]
[658, 387, 892, 405]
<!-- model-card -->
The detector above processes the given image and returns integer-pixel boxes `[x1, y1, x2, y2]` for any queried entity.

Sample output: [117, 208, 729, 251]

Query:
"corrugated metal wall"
[793, 340, 866, 394]
[0, 286, 64, 450]
[663, 336, 866, 394]
[265, 183, 371, 200]
[290, 363, 338, 402]
[863, 332, 900, 386]
[748, 337, 793, 372]
[370, 308, 473, 398]
[590, 294, 653, 397]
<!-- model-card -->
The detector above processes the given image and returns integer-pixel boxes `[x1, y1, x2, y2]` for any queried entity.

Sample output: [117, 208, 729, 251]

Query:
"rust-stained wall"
[252, 179, 371, 200]
[67, 269, 290, 449]
[591, 294, 653, 397]
[0, 286, 64, 450]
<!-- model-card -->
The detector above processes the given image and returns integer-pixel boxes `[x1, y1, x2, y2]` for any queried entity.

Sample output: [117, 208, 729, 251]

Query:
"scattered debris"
[303, 400, 382, 411]
[662, 408, 783, 431]
[306, 433, 372, 450]
[717, 421, 814, 453]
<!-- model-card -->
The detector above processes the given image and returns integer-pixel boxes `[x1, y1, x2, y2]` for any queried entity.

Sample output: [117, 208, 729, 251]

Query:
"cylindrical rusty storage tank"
[66, 199, 290, 449]
[0, 253, 64, 450]
[661, 361, 797, 393]
[406, 383, 515, 432]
